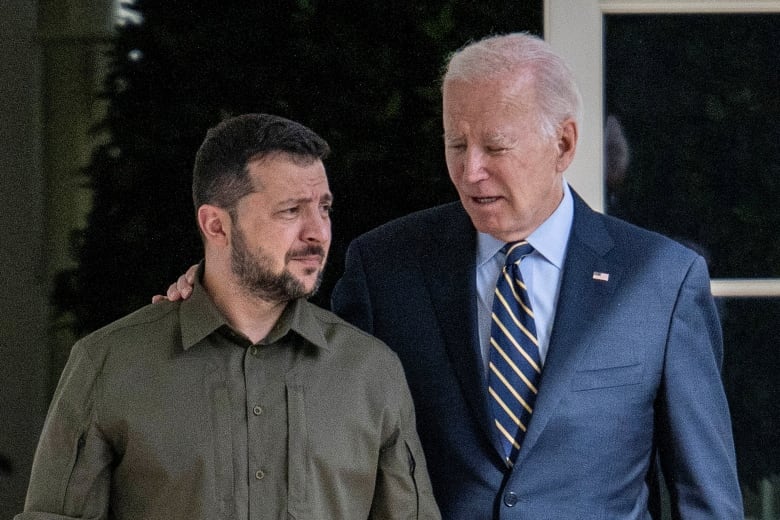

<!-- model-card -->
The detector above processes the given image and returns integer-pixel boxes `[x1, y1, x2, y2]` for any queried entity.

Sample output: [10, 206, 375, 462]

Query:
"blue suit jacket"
[331, 194, 742, 519]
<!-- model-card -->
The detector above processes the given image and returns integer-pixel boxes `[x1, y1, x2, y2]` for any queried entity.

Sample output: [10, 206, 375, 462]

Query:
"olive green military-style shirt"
[18, 277, 440, 520]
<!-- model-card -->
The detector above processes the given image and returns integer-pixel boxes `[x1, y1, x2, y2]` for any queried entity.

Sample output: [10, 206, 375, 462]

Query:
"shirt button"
[255, 469, 265, 480]
[250, 346, 259, 357]
[503, 491, 519, 507]
[253, 405, 263, 416]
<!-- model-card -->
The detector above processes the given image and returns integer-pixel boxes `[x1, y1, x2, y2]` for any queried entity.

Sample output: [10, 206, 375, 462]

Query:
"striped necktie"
[488, 241, 541, 466]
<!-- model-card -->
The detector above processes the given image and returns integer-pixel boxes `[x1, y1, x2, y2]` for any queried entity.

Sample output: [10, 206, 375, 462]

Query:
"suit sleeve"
[16, 342, 113, 520]
[369, 356, 441, 520]
[332, 238, 375, 335]
[657, 255, 743, 518]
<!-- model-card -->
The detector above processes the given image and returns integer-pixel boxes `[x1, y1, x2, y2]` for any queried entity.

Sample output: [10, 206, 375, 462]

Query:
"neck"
[202, 264, 288, 344]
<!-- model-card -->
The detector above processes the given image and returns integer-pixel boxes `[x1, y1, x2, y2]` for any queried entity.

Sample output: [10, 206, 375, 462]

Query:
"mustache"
[286, 245, 327, 260]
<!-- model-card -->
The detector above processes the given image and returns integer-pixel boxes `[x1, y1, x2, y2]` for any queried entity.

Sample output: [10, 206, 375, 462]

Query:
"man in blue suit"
[162, 33, 742, 518]
[331, 33, 742, 518]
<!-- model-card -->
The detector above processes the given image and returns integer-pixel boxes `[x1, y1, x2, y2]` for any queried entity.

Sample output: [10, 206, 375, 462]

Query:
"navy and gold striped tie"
[488, 241, 541, 466]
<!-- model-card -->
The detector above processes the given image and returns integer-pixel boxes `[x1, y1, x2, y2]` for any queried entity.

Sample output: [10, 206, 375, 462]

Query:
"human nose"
[462, 148, 489, 183]
[301, 208, 330, 243]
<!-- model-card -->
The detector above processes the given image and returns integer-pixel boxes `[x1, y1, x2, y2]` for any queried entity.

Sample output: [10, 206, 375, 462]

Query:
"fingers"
[186, 264, 198, 283]
[169, 264, 198, 300]
[178, 265, 197, 298]
[166, 281, 184, 301]
[153, 264, 199, 303]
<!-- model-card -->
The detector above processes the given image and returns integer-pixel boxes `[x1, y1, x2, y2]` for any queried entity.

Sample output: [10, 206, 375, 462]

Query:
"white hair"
[443, 32, 584, 139]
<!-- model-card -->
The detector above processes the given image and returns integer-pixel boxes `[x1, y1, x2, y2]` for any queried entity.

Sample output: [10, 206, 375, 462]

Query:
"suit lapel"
[515, 194, 622, 465]
[417, 196, 624, 463]
[418, 203, 498, 445]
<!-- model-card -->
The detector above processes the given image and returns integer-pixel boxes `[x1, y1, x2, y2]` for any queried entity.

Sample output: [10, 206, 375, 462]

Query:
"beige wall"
[0, 0, 111, 513]
[1, 0, 49, 513]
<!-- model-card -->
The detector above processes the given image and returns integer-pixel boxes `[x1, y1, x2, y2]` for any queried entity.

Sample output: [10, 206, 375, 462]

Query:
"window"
[546, 1, 780, 516]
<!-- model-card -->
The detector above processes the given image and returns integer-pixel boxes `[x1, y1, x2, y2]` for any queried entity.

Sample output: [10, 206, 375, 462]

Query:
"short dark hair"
[192, 113, 330, 211]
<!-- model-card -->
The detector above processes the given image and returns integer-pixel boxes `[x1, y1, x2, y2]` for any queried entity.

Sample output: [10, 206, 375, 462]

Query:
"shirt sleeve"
[369, 357, 441, 520]
[16, 341, 113, 520]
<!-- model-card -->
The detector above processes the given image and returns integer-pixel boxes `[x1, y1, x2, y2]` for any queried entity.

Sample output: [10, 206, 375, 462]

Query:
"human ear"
[197, 204, 230, 246]
[555, 119, 578, 173]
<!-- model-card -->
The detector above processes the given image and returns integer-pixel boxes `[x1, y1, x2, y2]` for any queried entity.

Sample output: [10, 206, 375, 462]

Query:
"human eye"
[444, 133, 465, 150]
[486, 135, 516, 155]
[320, 202, 333, 217]
[485, 139, 511, 154]
[278, 206, 301, 219]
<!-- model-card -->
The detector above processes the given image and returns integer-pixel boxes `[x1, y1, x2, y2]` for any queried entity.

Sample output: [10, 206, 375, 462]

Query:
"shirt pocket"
[286, 380, 308, 519]
[210, 382, 235, 517]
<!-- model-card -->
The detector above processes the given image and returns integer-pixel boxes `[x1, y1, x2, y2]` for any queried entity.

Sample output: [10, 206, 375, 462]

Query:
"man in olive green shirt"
[18, 114, 439, 520]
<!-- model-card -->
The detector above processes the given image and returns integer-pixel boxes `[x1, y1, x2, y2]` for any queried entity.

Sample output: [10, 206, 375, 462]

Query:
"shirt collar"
[262, 298, 330, 351]
[179, 266, 227, 350]
[477, 181, 574, 268]
[179, 264, 330, 351]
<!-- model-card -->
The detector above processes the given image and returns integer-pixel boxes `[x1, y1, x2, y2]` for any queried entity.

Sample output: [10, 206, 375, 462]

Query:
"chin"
[476, 224, 523, 243]
[472, 219, 506, 238]
[300, 273, 323, 291]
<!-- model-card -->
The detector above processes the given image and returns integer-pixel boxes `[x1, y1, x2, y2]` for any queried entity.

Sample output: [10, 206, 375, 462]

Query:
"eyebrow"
[277, 193, 334, 206]
[442, 131, 516, 145]
[485, 130, 516, 144]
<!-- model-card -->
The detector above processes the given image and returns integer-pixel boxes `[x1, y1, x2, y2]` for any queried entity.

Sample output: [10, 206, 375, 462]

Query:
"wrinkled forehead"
[442, 77, 539, 134]
[443, 69, 537, 107]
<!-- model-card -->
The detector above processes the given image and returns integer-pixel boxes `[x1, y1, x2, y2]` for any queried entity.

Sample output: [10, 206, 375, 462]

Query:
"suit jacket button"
[503, 491, 519, 507]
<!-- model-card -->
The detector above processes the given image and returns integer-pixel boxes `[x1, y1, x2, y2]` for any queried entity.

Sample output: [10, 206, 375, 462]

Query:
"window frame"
[544, 0, 780, 297]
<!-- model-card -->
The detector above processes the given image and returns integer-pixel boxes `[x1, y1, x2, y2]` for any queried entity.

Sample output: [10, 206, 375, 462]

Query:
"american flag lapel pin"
[592, 271, 610, 282]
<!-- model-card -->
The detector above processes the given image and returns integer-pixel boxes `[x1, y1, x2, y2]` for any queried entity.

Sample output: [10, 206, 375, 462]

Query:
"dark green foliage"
[53, 1, 542, 335]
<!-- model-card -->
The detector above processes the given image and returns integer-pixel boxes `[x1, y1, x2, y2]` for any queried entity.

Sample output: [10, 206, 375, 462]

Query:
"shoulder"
[355, 201, 469, 245]
[573, 194, 700, 267]
[302, 301, 404, 369]
[74, 300, 181, 366]
[347, 202, 473, 271]
[581, 208, 715, 304]
[602, 212, 700, 265]
[300, 303, 414, 412]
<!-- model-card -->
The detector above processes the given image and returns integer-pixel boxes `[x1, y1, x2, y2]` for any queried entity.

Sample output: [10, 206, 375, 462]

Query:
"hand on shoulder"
[151, 264, 198, 303]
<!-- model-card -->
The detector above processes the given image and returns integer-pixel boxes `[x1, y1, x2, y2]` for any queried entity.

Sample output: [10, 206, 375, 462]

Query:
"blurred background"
[1, 0, 777, 517]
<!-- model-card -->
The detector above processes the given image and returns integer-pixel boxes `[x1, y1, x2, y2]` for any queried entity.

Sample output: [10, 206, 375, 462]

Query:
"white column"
[37, 0, 113, 374]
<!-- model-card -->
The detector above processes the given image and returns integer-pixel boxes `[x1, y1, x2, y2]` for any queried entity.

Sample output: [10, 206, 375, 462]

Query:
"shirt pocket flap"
[572, 363, 643, 391]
